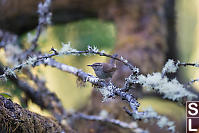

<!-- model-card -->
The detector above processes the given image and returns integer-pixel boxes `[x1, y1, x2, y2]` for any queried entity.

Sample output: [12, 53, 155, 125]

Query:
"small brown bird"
[88, 62, 117, 79]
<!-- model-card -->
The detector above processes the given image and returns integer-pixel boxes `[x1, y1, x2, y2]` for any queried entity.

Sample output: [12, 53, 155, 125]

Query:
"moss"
[0, 96, 63, 133]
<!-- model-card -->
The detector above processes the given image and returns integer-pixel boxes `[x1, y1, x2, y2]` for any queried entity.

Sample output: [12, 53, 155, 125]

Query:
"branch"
[1, 45, 197, 133]
[160, 59, 199, 98]
[1, 44, 144, 117]
[124, 107, 175, 133]
[0, 44, 139, 81]
[1, 45, 197, 116]
[71, 112, 148, 133]
[178, 62, 199, 67]
[23, 69, 46, 91]
[185, 78, 199, 87]
[14, 77, 67, 121]
[0, 29, 18, 48]
[162, 59, 199, 76]
[29, 0, 52, 51]
[35, 57, 142, 116]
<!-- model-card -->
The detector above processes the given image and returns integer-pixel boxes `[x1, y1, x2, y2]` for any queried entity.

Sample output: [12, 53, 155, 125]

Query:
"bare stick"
[72, 112, 148, 133]
[29, 0, 52, 51]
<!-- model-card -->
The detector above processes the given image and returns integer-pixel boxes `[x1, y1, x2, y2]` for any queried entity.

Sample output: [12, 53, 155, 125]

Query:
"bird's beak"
[87, 65, 92, 67]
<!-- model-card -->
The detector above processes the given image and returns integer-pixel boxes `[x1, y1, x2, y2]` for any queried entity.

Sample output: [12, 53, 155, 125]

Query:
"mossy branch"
[0, 96, 75, 132]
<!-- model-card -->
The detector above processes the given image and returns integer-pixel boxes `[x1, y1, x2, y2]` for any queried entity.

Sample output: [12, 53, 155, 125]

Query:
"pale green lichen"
[98, 83, 114, 102]
[0, 74, 7, 82]
[120, 56, 128, 63]
[27, 56, 37, 65]
[137, 72, 197, 101]
[136, 107, 175, 133]
[87, 45, 99, 53]
[38, 0, 52, 25]
[162, 59, 179, 74]
[194, 63, 199, 67]
[4, 68, 16, 78]
[99, 110, 109, 119]
[86, 76, 99, 83]
[59, 42, 78, 55]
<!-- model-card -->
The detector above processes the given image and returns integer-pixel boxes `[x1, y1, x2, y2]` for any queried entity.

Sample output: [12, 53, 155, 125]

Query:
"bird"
[88, 54, 118, 80]
[88, 62, 117, 80]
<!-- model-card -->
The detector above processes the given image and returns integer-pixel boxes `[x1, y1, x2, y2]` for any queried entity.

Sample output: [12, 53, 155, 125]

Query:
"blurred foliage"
[0, 92, 11, 98]
[51, 19, 116, 50]
[176, 0, 197, 61]
[0, 80, 26, 106]
[21, 19, 116, 51]
[176, 0, 199, 91]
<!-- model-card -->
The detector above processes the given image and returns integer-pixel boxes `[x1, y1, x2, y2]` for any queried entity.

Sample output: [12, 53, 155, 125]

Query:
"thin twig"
[29, 0, 52, 51]
[178, 62, 199, 67]
[72, 112, 148, 133]
[184, 78, 199, 87]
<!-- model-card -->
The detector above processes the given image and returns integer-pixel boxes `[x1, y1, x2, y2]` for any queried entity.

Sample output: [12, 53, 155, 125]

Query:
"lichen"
[59, 42, 78, 55]
[137, 72, 197, 101]
[162, 59, 179, 74]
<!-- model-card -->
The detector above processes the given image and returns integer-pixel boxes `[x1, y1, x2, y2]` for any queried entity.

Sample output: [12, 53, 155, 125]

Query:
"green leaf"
[0, 93, 11, 98]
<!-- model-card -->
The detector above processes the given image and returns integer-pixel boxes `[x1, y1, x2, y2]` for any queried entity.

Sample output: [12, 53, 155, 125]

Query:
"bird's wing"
[103, 64, 117, 73]
[109, 54, 118, 64]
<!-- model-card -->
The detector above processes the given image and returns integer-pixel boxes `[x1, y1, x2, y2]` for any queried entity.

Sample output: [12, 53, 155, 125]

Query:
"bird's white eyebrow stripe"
[94, 63, 102, 66]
